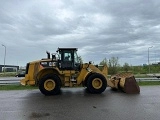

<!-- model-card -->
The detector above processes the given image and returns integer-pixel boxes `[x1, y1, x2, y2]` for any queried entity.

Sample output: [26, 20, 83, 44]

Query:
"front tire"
[86, 73, 107, 94]
[39, 74, 61, 95]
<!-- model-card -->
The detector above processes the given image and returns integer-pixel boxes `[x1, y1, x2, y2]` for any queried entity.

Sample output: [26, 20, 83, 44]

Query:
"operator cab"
[57, 48, 81, 70]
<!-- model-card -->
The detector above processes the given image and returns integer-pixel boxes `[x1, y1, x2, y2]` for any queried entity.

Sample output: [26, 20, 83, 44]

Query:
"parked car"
[15, 72, 25, 77]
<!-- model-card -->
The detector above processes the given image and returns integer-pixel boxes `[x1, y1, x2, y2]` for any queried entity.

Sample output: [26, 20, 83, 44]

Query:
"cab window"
[64, 52, 71, 61]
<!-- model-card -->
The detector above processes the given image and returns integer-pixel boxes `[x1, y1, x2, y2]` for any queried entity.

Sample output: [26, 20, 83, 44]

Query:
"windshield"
[74, 51, 80, 63]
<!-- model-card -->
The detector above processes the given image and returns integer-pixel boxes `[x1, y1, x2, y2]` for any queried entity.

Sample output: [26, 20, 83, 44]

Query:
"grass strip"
[0, 84, 38, 90]
[137, 81, 160, 86]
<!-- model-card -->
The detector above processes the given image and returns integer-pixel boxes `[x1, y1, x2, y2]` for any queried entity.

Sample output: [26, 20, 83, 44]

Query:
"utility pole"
[148, 46, 153, 73]
[2, 44, 6, 75]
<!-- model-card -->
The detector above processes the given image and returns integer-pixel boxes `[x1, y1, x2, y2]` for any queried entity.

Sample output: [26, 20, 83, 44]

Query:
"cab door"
[60, 50, 74, 70]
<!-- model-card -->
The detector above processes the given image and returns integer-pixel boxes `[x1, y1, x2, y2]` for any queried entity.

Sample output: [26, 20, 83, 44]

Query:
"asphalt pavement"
[0, 86, 160, 120]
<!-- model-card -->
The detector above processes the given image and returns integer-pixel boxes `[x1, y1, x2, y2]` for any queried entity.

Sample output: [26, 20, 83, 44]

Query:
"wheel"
[86, 73, 107, 94]
[39, 74, 61, 95]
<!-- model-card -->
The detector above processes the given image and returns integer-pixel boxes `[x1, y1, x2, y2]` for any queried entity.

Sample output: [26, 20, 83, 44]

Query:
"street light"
[148, 46, 153, 73]
[2, 44, 6, 75]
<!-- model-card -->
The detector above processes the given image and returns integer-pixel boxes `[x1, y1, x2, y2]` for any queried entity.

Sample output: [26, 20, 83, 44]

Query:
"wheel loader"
[21, 48, 140, 95]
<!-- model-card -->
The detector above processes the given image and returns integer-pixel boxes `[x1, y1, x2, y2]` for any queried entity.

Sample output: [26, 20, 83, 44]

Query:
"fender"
[76, 63, 107, 85]
[36, 67, 62, 84]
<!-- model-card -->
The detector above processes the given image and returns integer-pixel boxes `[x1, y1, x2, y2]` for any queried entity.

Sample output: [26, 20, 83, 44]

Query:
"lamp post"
[2, 44, 6, 75]
[148, 46, 153, 73]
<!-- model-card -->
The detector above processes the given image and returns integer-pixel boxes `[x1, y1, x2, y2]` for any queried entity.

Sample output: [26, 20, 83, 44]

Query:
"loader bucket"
[108, 73, 140, 94]
[121, 76, 140, 94]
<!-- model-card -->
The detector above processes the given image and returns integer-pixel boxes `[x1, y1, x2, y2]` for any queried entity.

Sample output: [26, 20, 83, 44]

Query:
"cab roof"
[57, 48, 77, 52]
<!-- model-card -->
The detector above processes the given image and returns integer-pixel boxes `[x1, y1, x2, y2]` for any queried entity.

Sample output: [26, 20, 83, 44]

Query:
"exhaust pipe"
[46, 51, 50, 59]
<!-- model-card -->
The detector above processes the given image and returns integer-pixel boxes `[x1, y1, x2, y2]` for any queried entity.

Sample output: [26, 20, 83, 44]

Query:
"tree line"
[99, 57, 160, 75]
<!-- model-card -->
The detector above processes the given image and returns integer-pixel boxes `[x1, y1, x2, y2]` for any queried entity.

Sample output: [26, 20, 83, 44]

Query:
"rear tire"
[39, 74, 61, 95]
[86, 73, 107, 94]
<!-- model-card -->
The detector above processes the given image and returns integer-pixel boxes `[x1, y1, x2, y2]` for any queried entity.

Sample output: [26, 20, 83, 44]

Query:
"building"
[0, 65, 19, 72]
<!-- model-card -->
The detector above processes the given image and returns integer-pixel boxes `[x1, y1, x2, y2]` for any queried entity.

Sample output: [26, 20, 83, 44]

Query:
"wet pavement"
[0, 86, 160, 120]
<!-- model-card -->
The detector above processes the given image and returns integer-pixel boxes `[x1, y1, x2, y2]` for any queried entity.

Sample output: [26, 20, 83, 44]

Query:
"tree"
[99, 57, 119, 75]
[100, 58, 108, 66]
[108, 57, 119, 75]
[123, 62, 130, 72]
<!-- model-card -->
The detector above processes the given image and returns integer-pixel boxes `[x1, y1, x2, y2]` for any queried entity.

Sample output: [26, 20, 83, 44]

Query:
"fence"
[0, 77, 22, 85]
[136, 78, 160, 82]
[0, 77, 160, 85]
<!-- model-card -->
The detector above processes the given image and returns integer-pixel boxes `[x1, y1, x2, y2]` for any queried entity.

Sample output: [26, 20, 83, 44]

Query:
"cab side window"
[64, 52, 71, 61]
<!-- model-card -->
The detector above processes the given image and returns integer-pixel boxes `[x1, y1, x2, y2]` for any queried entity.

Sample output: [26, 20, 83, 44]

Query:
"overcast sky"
[0, 0, 160, 66]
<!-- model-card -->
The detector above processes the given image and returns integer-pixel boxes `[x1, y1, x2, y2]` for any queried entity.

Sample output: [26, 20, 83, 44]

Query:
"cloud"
[0, 0, 160, 66]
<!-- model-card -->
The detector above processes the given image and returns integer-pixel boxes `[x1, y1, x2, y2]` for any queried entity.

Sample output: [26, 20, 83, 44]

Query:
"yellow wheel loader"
[21, 48, 140, 95]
